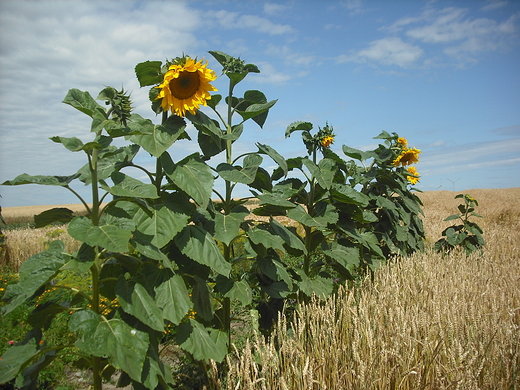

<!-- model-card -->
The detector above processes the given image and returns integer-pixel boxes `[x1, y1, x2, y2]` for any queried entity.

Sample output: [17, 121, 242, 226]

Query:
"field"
[1, 189, 519, 389]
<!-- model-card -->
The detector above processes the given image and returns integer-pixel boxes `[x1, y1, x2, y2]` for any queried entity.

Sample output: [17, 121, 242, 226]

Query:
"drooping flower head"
[155, 56, 217, 117]
[316, 123, 335, 151]
[393, 147, 421, 167]
[406, 166, 420, 185]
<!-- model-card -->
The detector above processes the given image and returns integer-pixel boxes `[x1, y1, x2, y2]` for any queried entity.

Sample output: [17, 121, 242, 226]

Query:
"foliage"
[435, 193, 485, 256]
[0, 51, 426, 389]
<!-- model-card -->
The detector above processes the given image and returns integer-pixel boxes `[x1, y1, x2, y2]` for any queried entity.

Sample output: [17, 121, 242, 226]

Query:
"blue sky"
[0, 0, 519, 207]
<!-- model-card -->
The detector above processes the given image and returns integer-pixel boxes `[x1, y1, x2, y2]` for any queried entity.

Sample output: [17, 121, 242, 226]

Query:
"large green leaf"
[155, 274, 192, 325]
[286, 202, 338, 228]
[1, 241, 70, 316]
[134, 195, 191, 249]
[295, 269, 334, 298]
[34, 207, 75, 228]
[342, 145, 376, 162]
[215, 276, 253, 306]
[77, 144, 140, 185]
[174, 225, 231, 277]
[115, 278, 164, 332]
[68, 216, 132, 252]
[256, 143, 288, 176]
[186, 110, 223, 139]
[70, 310, 149, 382]
[217, 154, 263, 185]
[214, 206, 249, 246]
[2, 173, 79, 187]
[256, 191, 297, 208]
[192, 276, 214, 322]
[62, 88, 107, 120]
[323, 242, 360, 273]
[128, 115, 186, 157]
[285, 121, 313, 138]
[236, 100, 277, 125]
[162, 154, 213, 208]
[135, 60, 163, 87]
[269, 219, 307, 254]
[257, 257, 293, 292]
[176, 319, 228, 362]
[0, 330, 41, 383]
[301, 158, 336, 190]
[330, 183, 369, 206]
[101, 171, 158, 199]
[246, 225, 286, 252]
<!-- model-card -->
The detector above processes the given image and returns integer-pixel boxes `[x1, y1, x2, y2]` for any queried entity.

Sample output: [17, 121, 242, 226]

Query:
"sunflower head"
[155, 56, 217, 117]
[397, 137, 408, 147]
[393, 147, 421, 167]
[315, 123, 336, 151]
[406, 166, 420, 185]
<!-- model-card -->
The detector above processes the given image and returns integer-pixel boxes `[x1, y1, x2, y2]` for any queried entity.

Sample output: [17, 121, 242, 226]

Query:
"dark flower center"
[169, 71, 200, 99]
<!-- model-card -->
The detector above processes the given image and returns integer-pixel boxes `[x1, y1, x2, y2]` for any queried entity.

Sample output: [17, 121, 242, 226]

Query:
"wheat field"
[223, 188, 520, 390]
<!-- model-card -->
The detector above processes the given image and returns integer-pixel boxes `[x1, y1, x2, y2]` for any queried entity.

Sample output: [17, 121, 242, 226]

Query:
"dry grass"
[225, 188, 520, 390]
[1, 226, 82, 270]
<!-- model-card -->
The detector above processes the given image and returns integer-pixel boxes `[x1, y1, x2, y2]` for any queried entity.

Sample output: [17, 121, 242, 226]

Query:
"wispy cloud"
[337, 37, 424, 67]
[212, 10, 294, 35]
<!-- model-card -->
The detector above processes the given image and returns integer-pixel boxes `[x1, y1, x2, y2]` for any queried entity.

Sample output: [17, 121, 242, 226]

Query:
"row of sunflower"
[0, 51, 424, 389]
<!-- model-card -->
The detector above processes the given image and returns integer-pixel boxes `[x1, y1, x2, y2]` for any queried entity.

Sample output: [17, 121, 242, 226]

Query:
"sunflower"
[393, 147, 421, 167]
[406, 166, 420, 185]
[155, 57, 217, 117]
[397, 137, 408, 147]
[321, 135, 335, 148]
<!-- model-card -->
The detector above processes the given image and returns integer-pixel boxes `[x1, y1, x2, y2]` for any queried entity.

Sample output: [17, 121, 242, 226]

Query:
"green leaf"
[27, 302, 68, 330]
[135, 60, 163, 87]
[444, 214, 460, 221]
[214, 206, 249, 246]
[324, 242, 360, 273]
[285, 121, 313, 138]
[217, 154, 263, 185]
[206, 94, 222, 110]
[0, 331, 41, 383]
[62, 88, 107, 119]
[256, 143, 288, 176]
[220, 278, 252, 306]
[257, 257, 293, 291]
[246, 224, 286, 252]
[198, 130, 226, 158]
[342, 145, 376, 162]
[192, 276, 214, 322]
[256, 191, 297, 209]
[295, 269, 334, 298]
[155, 274, 192, 325]
[101, 171, 158, 199]
[286, 202, 338, 228]
[68, 216, 132, 252]
[116, 278, 164, 332]
[176, 319, 228, 362]
[270, 219, 307, 254]
[2, 173, 79, 187]
[128, 115, 186, 157]
[1, 241, 70, 316]
[34, 207, 75, 228]
[175, 225, 231, 277]
[301, 158, 336, 190]
[134, 194, 192, 249]
[330, 183, 369, 206]
[186, 110, 223, 139]
[162, 154, 213, 208]
[70, 311, 149, 382]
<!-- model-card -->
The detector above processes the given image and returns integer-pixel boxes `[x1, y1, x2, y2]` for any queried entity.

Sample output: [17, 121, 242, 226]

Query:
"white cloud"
[212, 10, 294, 35]
[339, 37, 424, 67]
[264, 44, 317, 66]
[263, 3, 291, 16]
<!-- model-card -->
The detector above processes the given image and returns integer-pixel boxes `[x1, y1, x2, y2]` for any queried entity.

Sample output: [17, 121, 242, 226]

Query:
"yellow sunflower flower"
[155, 57, 217, 117]
[393, 147, 421, 167]
[406, 166, 420, 185]
[321, 135, 335, 148]
[397, 137, 408, 147]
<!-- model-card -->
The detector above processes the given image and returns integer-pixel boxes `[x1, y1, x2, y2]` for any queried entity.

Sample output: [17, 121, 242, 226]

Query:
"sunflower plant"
[434, 193, 485, 256]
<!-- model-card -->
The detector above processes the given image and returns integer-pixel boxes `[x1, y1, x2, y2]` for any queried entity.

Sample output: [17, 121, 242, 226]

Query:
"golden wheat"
[226, 188, 520, 390]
